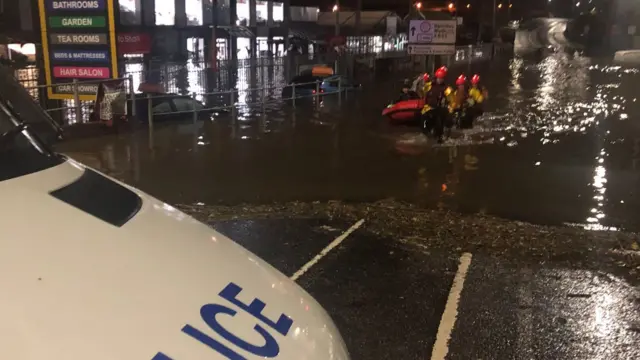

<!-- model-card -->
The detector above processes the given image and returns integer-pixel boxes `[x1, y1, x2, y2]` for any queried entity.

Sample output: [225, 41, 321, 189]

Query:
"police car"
[0, 67, 350, 359]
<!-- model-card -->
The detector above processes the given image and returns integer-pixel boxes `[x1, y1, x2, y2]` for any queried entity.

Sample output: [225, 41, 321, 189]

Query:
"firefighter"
[462, 74, 489, 128]
[422, 73, 432, 96]
[422, 66, 454, 143]
[450, 74, 468, 128]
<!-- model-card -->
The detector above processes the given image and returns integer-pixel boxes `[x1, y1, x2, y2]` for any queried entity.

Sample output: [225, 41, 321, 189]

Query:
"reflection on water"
[507, 57, 523, 107]
[13, 55, 288, 125]
[494, 54, 636, 231]
[442, 53, 608, 149]
[397, 52, 639, 230]
[586, 152, 614, 231]
[56, 51, 640, 231]
[506, 53, 592, 138]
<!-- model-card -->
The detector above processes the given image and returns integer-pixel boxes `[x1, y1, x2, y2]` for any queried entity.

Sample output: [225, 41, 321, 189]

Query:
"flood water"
[57, 52, 640, 231]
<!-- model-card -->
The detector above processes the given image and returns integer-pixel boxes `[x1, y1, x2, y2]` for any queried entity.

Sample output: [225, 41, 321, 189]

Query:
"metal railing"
[17, 43, 512, 127]
[23, 76, 136, 125]
[13, 44, 511, 100]
[40, 77, 356, 128]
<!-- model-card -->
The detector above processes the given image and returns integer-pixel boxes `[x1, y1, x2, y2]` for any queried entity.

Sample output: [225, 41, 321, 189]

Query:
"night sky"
[289, 0, 550, 17]
[290, 0, 452, 13]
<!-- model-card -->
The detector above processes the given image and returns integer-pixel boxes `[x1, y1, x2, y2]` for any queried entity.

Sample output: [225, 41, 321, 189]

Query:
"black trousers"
[421, 107, 451, 140]
[460, 105, 483, 129]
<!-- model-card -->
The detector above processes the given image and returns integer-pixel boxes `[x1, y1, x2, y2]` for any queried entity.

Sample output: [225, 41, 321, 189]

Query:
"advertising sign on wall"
[117, 33, 151, 54]
[38, 0, 119, 100]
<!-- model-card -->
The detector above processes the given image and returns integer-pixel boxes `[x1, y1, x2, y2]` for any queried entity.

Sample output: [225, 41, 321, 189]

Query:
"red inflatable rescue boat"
[382, 99, 424, 123]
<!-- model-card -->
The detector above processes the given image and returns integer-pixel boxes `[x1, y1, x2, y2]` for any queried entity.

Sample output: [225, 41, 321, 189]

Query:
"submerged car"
[128, 93, 227, 123]
[0, 65, 349, 359]
[320, 75, 361, 93]
[281, 74, 325, 101]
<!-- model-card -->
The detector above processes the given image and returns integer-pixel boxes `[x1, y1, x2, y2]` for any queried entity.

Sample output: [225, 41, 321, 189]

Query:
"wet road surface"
[55, 52, 640, 358]
[196, 215, 640, 360]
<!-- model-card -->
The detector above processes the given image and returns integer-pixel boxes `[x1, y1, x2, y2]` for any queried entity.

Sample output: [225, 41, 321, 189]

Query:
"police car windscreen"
[0, 100, 63, 182]
[0, 64, 62, 139]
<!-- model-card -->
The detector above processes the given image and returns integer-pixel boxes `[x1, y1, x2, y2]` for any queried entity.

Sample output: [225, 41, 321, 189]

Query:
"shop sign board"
[38, 0, 119, 100]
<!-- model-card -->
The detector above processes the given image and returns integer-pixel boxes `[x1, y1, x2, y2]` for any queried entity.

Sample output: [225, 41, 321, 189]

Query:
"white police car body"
[0, 72, 349, 360]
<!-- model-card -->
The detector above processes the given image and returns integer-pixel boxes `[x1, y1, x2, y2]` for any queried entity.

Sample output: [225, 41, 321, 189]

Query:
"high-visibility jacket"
[449, 89, 468, 113]
[422, 83, 452, 114]
[468, 86, 488, 106]
[423, 81, 432, 95]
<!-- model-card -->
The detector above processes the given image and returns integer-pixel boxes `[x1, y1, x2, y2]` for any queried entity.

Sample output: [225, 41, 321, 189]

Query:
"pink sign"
[117, 33, 151, 54]
[53, 66, 110, 79]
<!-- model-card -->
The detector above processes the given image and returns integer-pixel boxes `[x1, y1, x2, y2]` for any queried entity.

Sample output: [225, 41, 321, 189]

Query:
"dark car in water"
[129, 93, 225, 123]
[320, 75, 361, 93]
[281, 74, 325, 101]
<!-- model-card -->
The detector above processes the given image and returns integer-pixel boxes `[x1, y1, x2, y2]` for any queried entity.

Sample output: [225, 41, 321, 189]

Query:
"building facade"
[0, 0, 309, 62]
[117, 0, 295, 61]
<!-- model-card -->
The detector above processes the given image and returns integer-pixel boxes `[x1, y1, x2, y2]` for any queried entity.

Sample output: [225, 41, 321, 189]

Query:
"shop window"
[155, 0, 175, 25]
[120, 0, 142, 25]
[236, 0, 249, 26]
[273, 2, 283, 22]
[186, 0, 203, 26]
[256, 1, 267, 24]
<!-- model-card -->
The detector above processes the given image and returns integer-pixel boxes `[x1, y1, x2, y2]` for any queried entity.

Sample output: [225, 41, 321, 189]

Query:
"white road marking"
[430, 252, 473, 360]
[290, 219, 365, 281]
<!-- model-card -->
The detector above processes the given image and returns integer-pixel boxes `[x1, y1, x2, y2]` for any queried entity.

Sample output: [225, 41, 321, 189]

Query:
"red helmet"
[422, 73, 430, 82]
[455, 74, 467, 86]
[471, 74, 480, 85]
[434, 66, 448, 79]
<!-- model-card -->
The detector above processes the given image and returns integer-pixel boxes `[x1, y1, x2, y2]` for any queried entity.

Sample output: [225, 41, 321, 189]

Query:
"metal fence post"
[192, 92, 198, 123]
[146, 92, 153, 130]
[72, 79, 82, 123]
[163, 63, 169, 83]
[292, 82, 296, 107]
[261, 85, 266, 112]
[337, 76, 342, 105]
[344, 79, 348, 99]
[230, 90, 236, 119]
[128, 74, 136, 117]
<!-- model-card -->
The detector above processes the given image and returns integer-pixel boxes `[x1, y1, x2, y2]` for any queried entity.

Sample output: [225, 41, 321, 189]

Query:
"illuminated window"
[273, 2, 283, 22]
[120, 0, 141, 25]
[256, 0, 267, 23]
[237, 0, 249, 25]
[216, 38, 228, 60]
[155, 0, 175, 25]
[186, 0, 203, 25]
